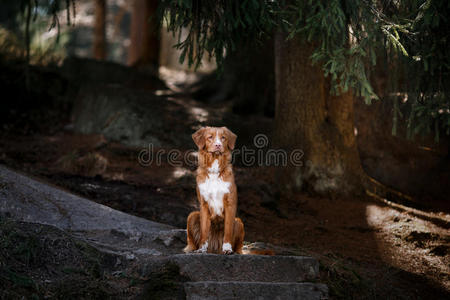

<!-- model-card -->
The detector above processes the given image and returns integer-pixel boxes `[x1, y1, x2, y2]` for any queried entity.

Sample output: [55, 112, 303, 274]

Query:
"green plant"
[158, 0, 449, 141]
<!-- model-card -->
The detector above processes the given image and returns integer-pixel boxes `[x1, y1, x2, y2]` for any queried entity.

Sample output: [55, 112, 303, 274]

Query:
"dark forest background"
[0, 0, 449, 299]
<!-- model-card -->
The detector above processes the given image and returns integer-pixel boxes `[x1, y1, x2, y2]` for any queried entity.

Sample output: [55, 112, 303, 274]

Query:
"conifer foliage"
[158, 0, 449, 140]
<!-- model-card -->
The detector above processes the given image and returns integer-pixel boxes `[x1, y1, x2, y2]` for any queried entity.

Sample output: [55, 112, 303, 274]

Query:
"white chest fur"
[198, 160, 230, 217]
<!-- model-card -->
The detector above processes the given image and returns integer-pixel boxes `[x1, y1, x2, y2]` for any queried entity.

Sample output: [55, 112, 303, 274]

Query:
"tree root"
[364, 177, 450, 229]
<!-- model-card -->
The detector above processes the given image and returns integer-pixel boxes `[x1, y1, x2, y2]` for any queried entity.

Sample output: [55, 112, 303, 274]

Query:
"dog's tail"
[244, 249, 275, 256]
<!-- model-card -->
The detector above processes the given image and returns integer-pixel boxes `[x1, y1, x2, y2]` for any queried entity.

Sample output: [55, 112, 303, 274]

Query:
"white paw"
[222, 242, 233, 255]
[194, 241, 208, 253]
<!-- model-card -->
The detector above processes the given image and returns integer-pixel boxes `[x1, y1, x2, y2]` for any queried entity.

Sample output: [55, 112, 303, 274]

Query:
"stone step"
[184, 281, 328, 300]
[150, 253, 320, 283]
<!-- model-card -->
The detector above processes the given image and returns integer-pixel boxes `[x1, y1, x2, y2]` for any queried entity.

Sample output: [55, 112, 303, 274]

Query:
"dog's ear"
[192, 127, 207, 150]
[222, 127, 237, 150]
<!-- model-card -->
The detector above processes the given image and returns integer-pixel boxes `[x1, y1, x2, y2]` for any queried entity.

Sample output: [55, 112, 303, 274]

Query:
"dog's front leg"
[195, 202, 211, 253]
[223, 194, 236, 254]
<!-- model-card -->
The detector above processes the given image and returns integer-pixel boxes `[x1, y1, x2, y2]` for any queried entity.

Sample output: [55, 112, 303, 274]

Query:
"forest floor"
[0, 219, 143, 299]
[0, 62, 449, 299]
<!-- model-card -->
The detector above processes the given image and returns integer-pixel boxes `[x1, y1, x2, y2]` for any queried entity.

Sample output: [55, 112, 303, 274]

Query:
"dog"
[184, 126, 244, 254]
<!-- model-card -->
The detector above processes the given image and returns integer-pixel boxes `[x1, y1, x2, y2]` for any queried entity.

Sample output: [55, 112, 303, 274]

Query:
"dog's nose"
[214, 144, 221, 149]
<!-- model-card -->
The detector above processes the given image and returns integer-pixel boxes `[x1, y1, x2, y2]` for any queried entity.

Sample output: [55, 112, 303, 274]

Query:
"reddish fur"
[185, 211, 244, 254]
[247, 249, 275, 256]
[184, 127, 244, 254]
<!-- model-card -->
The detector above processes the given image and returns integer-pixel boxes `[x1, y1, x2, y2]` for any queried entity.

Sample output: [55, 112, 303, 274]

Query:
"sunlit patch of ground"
[158, 66, 203, 92]
[366, 203, 450, 290]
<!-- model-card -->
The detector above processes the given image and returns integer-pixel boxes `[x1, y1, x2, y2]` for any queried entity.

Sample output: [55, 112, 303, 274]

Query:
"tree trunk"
[273, 33, 365, 196]
[93, 0, 107, 60]
[128, 0, 159, 67]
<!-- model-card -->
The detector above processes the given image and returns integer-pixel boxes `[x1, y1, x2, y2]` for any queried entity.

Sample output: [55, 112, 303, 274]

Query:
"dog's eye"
[221, 136, 226, 140]
[207, 136, 213, 140]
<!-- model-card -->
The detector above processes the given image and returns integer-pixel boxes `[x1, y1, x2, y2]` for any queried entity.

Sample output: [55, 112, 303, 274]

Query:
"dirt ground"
[0, 63, 449, 299]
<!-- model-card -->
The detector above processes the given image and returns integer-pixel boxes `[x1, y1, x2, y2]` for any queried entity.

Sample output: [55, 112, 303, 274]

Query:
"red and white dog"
[184, 126, 244, 254]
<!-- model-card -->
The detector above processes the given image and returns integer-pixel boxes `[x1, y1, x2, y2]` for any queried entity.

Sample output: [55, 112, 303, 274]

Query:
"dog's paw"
[194, 241, 208, 254]
[222, 242, 233, 255]
[193, 248, 207, 254]
[183, 245, 194, 253]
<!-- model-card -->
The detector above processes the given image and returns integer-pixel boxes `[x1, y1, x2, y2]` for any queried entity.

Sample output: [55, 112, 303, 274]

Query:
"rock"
[125, 253, 136, 260]
[0, 165, 171, 232]
[153, 229, 187, 247]
[141, 253, 319, 283]
[72, 85, 197, 148]
[134, 248, 162, 256]
[0, 165, 182, 255]
[137, 254, 327, 299]
[184, 282, 328, 300]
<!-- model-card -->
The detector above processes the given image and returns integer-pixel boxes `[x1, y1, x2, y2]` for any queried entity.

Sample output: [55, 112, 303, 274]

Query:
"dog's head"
[192, 126, 237, 154]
